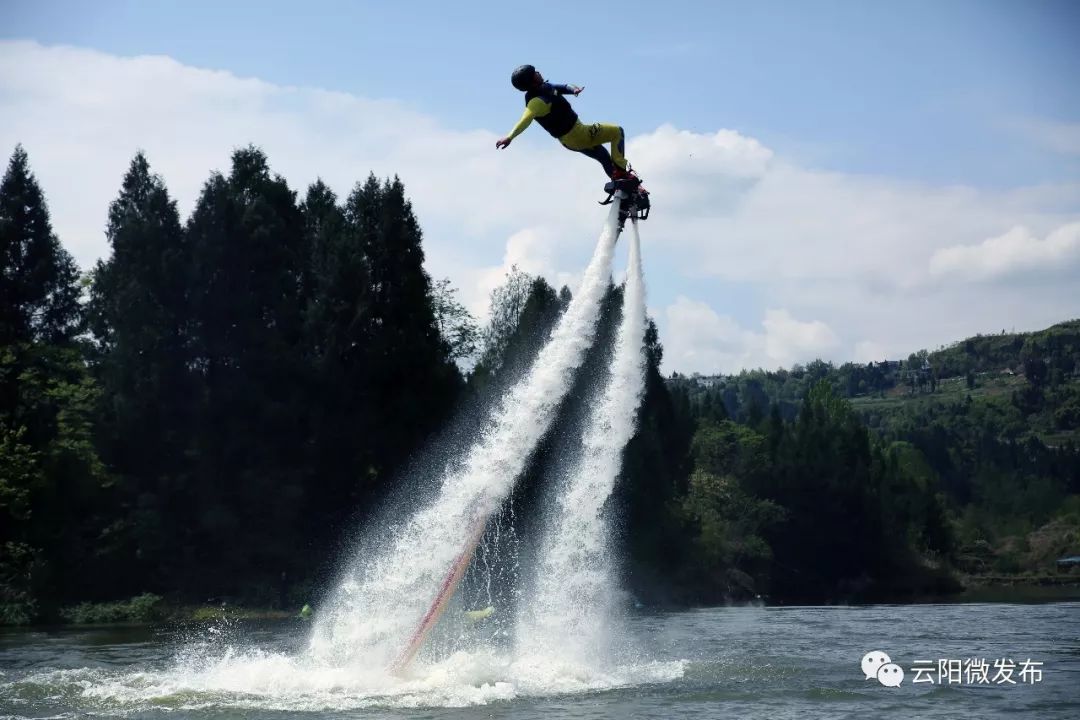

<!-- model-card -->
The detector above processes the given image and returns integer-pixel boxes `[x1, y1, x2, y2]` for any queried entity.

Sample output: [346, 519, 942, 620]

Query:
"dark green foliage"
[630, 375, 962, 604]
[300, 174, 460, 554]
[1, 139, 1076, 619]
[657, 320, 1080, 602]
[0, 146, 475, 620]
[298, 178, 373, 552]
[1, 146, 114, 623]
[87, 152, 196, 595]
[0, 422, 43, 624]
[469, 271, 564, 399]
[933, 322, 1080, 381]
[431, 278, 479, 361]
[676, 420, 783, 600]
[616, 320, 696, 603]
[470, 266, 540, 385]
[1053, 385, 1080, 430]
[59, 592, 164, 624]
[0, 145, 82, 346]
[341, 175, 461, 478]
[1, 343, 117, 619]
[759, 383, 948, 601]
[170, 147, 311, 597]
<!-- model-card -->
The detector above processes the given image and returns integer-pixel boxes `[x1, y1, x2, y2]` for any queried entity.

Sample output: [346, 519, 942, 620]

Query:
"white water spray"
[13, 219, 685, 716]
[309, 202, 623, 665]
[515, 223, 648, 667]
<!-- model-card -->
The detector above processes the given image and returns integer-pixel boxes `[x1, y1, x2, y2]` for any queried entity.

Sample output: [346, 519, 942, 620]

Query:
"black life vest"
[525, 84, 578, 139]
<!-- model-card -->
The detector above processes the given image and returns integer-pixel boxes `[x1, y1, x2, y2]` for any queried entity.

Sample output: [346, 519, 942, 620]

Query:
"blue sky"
[7, 0, 1078, 184]
[2, 0, 1079, 372]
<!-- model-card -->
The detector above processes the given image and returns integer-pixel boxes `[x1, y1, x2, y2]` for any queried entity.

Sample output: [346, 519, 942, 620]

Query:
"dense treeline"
[675, 321, 1080, 426]
[2, 142, 1077, 623]
[1, 145, 468, 622]
[1, 145, 105, 623]
[470, 277, 971, 605]
[656, 324, 1080, 603]
[628, 381, 961, 604]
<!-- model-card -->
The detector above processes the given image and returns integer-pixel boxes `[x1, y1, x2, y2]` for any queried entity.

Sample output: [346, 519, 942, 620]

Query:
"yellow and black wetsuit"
[506, 82, 627, 178]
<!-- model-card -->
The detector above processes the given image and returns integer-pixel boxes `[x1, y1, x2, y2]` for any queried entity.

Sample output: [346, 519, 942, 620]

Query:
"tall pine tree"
[1, 145, 110, 621]
[299, 179, 376, 549]
[88, 152, 195, 594]
[183, 147, 308, 598]
[344, 175, 460, 482]
[0, 144, 80, 346]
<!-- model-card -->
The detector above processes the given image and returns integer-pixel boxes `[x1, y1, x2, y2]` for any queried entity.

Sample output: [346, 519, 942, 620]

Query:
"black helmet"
[511, 64, 537, 91]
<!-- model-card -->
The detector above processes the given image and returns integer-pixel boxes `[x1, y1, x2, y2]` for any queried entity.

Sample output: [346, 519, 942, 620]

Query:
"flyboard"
[389, 511, 490, 673]
[599, 168, 650, 233]
[389, 175, 651, 674]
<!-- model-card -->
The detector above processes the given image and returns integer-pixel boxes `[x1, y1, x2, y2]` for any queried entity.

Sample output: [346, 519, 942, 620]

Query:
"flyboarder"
[495, 64, 637, 182]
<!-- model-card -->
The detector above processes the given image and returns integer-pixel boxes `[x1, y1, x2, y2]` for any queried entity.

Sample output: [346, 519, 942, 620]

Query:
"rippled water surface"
[2, 602, 1078, 719]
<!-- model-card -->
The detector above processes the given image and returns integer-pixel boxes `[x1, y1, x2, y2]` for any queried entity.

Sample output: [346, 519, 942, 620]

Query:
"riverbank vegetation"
[2, 144, 1078, 624]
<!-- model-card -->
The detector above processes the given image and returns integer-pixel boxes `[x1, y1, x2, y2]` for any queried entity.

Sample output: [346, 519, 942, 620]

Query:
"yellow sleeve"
[507, 97, 552, 139]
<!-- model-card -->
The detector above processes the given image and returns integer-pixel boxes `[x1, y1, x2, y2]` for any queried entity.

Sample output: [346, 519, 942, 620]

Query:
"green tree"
[298, 179, 376, 549]
[474, 265, 534, 377]
[0, 422, 43, 623]
[0, 145, 81, 346]
[87, 153, 196, 591]
[619, 320, 697, 603]
[1, 343, 117, 620]
[678, 420, 784, 600]
[182, 146, 309, 597]
[1, 147, 112, 622]
[344, 174, 461, 478]
[469, 271, 562, 395]
[763, 381, 889, 600]
[431, 277, 479, 362]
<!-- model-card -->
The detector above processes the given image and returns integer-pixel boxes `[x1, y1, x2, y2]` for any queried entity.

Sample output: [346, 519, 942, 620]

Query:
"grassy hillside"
[668, 318, 1080, 589]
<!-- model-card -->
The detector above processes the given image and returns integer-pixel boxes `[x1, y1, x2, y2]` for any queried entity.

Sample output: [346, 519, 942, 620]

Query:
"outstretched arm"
[496, 97, 553, 149]
[552, 83, 584, 96]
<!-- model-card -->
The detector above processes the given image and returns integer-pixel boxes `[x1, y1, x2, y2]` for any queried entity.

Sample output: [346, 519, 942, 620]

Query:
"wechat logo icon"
[862, 650, 904, 687]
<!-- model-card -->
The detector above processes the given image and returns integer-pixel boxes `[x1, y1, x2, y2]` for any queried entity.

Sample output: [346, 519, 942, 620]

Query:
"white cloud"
[626, 116, 1080, 367]
[462, 227, 579, 318]
[663, 297, 840, 373]
[0, 40, 598, 324]
[762, 308, 839, 366]
[929, 223, 1080, 282]
[2, 40, 1078, 375]
[853, 340, 889, 364]
[631, 124, 773, 179]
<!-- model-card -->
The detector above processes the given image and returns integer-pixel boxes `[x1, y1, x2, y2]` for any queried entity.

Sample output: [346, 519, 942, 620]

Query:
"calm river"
[2, 602, 1078, 719]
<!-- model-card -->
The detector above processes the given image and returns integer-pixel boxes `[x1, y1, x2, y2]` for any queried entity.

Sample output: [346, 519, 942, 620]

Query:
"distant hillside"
[927, 319, 1080, 380]
[670, 318, 1080, 448]
[666, 319, 1080, 587]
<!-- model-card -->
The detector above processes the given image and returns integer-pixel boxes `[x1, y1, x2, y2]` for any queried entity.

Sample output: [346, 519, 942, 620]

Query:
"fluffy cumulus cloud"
[2, 40, 1079, 374]
[929, 223, 1080, 282]
[0, 40, 595, 321]
[663, 297, 840, 373]
[461, 227, 580, 318]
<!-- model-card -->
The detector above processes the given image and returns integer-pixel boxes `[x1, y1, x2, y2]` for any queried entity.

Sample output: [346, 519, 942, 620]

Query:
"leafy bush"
[0, 598, 37, 626]
[59, 593, 163, 624]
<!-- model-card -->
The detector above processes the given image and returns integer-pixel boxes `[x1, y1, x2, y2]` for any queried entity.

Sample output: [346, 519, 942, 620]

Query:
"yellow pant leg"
[559, 122, 628, 170]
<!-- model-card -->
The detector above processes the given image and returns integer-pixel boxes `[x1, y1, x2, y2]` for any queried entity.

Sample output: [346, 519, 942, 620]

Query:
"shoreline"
[6, 578, 1080, 629]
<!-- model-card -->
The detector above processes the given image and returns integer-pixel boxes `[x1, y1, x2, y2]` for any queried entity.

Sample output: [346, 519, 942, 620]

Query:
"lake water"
[2, 602, 1078, 719]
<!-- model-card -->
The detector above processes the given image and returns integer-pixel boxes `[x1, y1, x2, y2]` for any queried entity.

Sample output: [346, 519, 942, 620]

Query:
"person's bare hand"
[496, 137, 512, 149]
